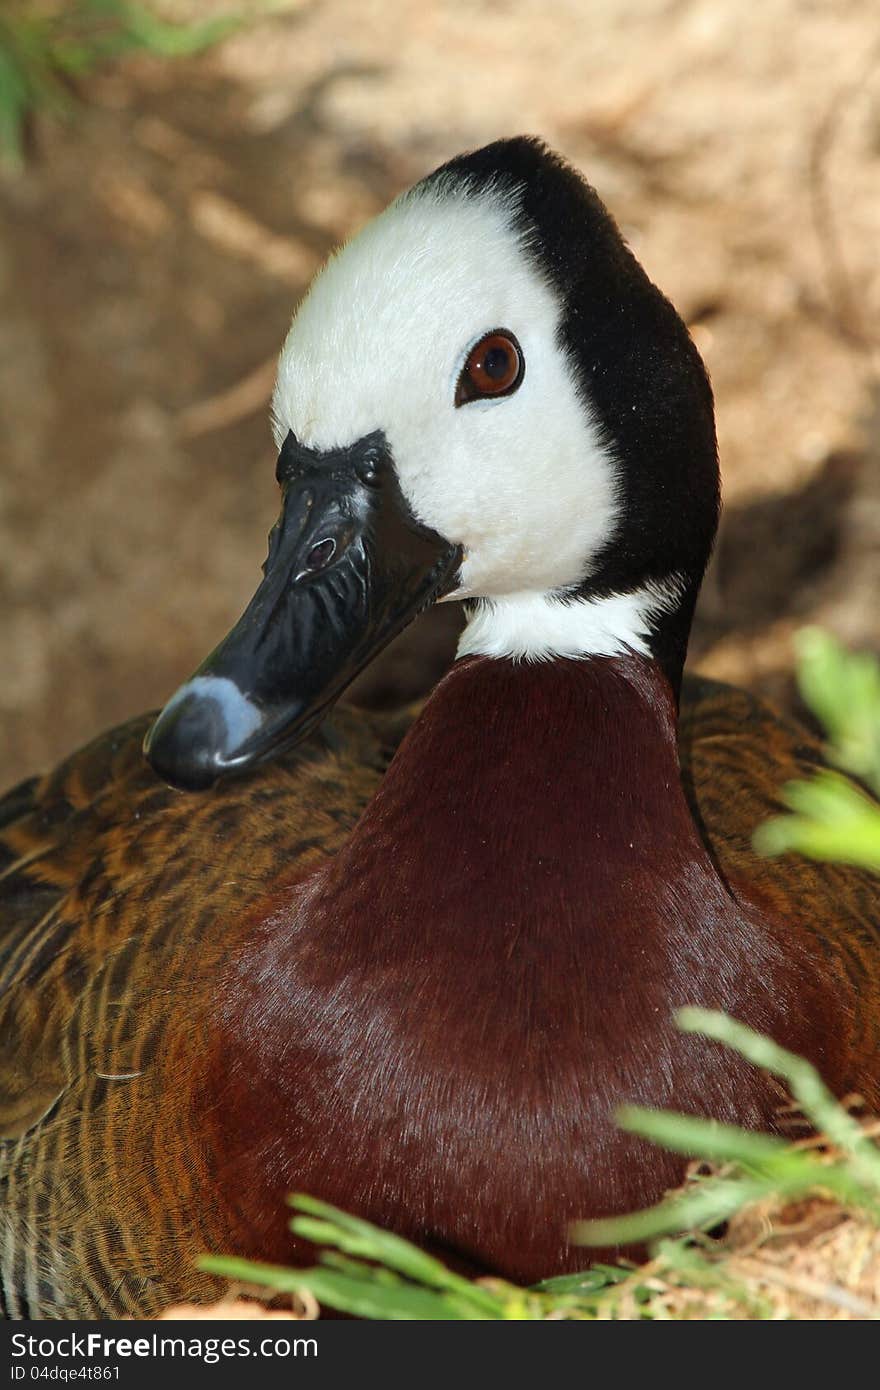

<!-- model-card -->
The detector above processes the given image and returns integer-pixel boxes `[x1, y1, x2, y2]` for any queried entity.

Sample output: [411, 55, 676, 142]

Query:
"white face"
[272, 179, 686, 662]
[272, 181, 619, 603]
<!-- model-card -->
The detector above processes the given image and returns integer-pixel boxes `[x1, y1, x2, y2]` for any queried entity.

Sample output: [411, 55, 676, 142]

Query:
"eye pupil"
[483, 346, 511, 380]
[456, 329, 523, 406]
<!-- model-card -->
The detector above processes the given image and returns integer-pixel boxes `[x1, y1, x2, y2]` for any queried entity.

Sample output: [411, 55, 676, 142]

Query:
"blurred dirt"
[1, 0, 879, 788]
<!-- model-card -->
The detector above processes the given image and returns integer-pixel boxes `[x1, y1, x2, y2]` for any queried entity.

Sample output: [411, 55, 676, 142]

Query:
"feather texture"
[1, 671, 877, 1316]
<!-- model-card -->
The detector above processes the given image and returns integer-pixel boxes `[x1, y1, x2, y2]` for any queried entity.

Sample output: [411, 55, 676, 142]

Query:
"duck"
[1, 137, 878, 1320]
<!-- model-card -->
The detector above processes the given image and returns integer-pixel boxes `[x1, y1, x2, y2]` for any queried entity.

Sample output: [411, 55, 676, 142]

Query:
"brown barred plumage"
[0, 673, 877, 1317]
[0, 704, 407, 1317]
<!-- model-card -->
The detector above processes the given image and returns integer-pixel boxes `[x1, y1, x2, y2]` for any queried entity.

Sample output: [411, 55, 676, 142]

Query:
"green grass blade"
[198, 1253, 482, 1319]
[110, 4, 243, 59]
[615, 1106, 789, 1165]
[292, 1269, 465, 1319]
[795, 628, 880, 789]
[572, 1176, 770, 1247]
[0, 0, 246, 169]
[755, 631, 880, 865]
[675, 1008, 880, 1191]
[198, 1252, 325, 1294]
[755, 771, 880, 871]
[287, 1194, 502, 1314]
[532, 1265, 629, 1294]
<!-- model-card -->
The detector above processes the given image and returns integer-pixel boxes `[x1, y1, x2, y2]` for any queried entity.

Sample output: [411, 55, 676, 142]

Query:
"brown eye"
[455, 330, 524, 406]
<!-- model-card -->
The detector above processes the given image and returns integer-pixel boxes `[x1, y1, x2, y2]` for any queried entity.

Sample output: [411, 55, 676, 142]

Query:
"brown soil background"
[2, 0, 879, 790]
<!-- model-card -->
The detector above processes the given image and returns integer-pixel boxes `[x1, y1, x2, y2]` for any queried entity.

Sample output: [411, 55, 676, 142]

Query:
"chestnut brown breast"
[0, 662, 877, 1315]
[197, 657, 877, 1282]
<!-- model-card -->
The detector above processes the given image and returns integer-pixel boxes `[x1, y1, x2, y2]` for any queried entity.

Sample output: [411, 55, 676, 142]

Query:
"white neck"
[454, 578, 685, 663]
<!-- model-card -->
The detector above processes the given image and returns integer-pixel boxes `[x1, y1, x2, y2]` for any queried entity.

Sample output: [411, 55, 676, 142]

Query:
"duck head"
[145, 137, 718, 791]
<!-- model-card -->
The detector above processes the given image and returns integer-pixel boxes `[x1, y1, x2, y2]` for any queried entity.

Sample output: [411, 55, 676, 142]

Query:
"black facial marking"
[422, 137, 719, 693]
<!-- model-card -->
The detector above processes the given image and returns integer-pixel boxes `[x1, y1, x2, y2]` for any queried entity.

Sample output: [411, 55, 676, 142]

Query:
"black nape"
[424, 136, 720, 697]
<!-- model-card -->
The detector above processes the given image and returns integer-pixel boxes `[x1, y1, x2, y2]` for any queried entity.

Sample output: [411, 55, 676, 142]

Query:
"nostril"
[306, 537, 337, 572]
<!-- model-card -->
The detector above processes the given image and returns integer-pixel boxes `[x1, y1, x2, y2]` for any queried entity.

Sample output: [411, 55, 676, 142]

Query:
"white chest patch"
[456, 577, 686, 662]
[272, 178, 620, 605]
